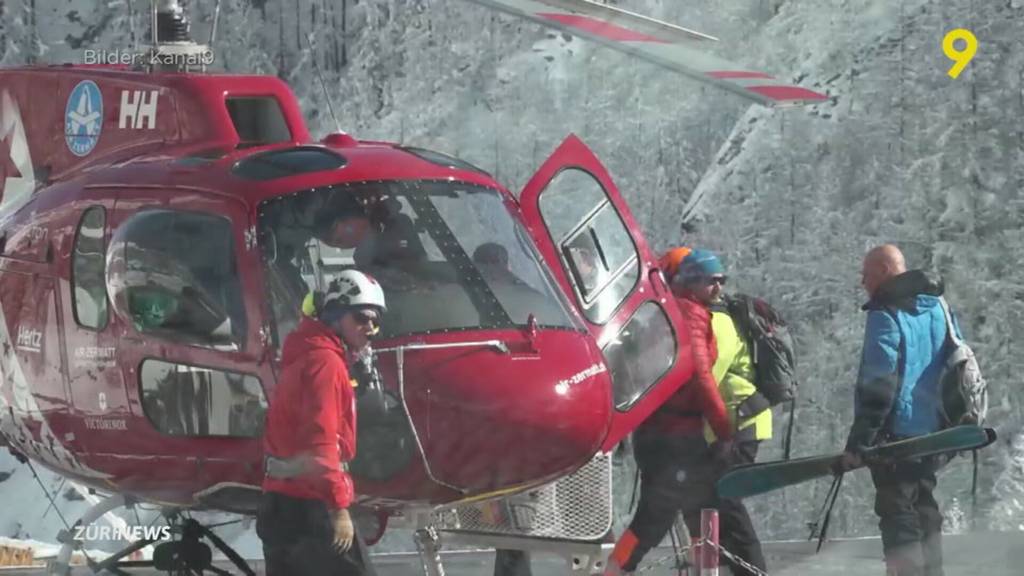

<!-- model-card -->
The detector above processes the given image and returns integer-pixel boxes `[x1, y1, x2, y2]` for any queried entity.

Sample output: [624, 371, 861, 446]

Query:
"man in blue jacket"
[839, 244, 961, 576]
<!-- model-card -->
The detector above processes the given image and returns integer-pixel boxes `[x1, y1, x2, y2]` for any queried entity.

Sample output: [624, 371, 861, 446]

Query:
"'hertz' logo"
[15, 326, 41, 353]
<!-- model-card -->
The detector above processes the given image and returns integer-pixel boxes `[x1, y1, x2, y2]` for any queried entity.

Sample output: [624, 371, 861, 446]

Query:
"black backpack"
[720, 294, 799, 459]
[722, 294, 798, 405]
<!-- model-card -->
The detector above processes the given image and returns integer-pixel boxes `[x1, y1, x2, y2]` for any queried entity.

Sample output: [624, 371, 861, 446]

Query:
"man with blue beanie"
[837, 244, 961, 576]
[605, 248, 732, 575]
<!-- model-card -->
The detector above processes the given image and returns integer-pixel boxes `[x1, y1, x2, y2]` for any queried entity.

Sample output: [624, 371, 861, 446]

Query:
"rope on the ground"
[635, 538, 770, 576]
[706, 539, 770, 576]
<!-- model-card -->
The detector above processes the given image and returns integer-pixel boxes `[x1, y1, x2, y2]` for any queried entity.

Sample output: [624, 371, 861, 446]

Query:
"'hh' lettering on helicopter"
[119, 90, 159, 130]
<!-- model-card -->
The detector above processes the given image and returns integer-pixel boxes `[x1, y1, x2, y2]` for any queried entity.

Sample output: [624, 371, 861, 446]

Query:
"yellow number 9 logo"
[943, 29, 977, 79]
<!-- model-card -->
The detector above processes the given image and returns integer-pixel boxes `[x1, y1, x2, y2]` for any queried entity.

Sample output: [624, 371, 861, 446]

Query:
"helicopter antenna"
[128, 0, 137, 53]
[209, 0, 222, 46]
[306, 32, 344, 135]
[144, 0, 214, 72]
[151, 0, 159, 51]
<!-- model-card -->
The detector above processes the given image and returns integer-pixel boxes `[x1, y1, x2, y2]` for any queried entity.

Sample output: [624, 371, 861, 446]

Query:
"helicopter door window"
[139, 359, 267, 437]
[225, 97, 291, 147]
[71, 206, 109, 330]
[601, 302, 677, 410]
[538, 169, 640, 324]
[106, 209, 248, 350]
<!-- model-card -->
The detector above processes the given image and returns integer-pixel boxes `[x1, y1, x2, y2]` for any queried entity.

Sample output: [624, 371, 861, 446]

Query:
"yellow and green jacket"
[705, 310, 773, 443]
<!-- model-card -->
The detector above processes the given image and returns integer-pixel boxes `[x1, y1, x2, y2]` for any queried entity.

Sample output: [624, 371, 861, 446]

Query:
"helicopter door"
[94, 189, 271, 491]
[0, 271, 80, 473]
[519, 134, 695, 451]
[63, 200, 124, 452]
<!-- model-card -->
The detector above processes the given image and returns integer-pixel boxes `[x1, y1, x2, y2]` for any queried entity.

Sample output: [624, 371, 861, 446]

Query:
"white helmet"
[320, 269, 387, 315]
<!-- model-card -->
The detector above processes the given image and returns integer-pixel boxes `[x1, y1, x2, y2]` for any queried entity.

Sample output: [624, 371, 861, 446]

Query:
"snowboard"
[716, 425, 997, 500]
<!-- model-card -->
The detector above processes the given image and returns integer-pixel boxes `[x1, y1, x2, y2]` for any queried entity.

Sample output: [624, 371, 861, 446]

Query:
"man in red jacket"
[257, 269, 386, 576]
[606, 248, 733, 575]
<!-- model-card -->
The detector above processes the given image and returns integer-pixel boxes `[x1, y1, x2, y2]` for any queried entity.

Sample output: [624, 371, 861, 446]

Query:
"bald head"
[861, 244, 907, 297]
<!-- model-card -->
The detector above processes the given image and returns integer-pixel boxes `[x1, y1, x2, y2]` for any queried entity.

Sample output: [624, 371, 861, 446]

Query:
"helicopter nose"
[397, 330, 612, 495]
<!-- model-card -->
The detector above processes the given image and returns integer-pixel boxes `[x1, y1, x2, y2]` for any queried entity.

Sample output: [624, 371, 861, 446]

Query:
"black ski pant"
[713, 439, 767, 576]
[621, 432, 717, 572]
[869, 457, 946, 576]
[256, 491, 377, 576]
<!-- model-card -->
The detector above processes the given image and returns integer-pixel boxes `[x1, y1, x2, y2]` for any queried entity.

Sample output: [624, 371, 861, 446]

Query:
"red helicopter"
[0, 0, 826, 573]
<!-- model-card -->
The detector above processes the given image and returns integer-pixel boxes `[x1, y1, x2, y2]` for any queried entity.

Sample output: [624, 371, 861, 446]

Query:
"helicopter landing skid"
[414, 526, 447, 576]
[48, 492, 126, 576]
[147, 515, 254, 576]
[47, 492, 254, 576]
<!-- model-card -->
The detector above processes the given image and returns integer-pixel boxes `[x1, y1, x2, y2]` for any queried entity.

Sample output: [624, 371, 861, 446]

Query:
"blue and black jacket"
[845, 270, 962, 453]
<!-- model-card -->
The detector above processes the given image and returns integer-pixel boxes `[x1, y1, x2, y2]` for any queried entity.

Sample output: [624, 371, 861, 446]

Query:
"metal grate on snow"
[432, 452, 613, 541]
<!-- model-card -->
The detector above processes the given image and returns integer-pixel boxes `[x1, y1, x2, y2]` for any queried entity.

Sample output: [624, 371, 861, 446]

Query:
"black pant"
[713, 440, 767, 576]
[256, 491, 377, 576]
[494, 549, 532, 576]
[869, 457, 945, 576]
[622, 433, 717, 572]
[623, 432, 767, 575]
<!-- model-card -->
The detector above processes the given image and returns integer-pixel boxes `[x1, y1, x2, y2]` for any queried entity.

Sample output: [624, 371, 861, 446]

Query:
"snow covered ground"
[0, 449, 1019, 573]
[0, 534, 1021, 575]
[0, 450, 262, 559]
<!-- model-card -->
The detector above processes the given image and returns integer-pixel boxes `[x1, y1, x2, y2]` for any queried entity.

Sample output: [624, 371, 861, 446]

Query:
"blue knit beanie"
[677, 249, 724, 281]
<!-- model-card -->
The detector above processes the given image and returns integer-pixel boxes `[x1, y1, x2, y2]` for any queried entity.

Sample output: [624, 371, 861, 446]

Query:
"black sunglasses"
[704, 275, 727, 286]
[351, 311, 379, 328]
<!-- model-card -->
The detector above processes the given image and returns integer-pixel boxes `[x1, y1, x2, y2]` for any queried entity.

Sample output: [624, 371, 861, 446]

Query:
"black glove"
[711, 439, 735, 468]
[832, 451, 863, 474]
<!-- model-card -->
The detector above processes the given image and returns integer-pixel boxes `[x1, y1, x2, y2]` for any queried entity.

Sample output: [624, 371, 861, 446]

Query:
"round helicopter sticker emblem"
[64, 80, 103, 156]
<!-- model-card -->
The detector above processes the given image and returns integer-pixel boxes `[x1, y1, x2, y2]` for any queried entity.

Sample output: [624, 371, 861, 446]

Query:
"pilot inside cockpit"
[473, 242, 525, 286]
[314, 195, 373, 251]
[353, 196, 426, 269]
[260, 196, 374, 343]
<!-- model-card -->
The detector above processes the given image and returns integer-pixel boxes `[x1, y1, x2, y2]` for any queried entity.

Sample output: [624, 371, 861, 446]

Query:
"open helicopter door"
[519, 134, 694, 452]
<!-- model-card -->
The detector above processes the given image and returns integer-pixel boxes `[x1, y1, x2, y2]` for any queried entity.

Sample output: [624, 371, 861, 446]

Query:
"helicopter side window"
[71, 206, 109, 330]
[601, 302, 677, 410]
[139, 359, 267, 437]
[538, 169, 640, 325]
[106, 209, 248, 351]
[225, 97, 291, 147]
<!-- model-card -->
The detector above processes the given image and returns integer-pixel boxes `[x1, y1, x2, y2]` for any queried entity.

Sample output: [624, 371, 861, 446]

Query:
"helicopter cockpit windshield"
[257, 181, 580, 347]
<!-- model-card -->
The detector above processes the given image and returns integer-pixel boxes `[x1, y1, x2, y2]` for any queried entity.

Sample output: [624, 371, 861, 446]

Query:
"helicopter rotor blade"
[463, 0, 829, 107]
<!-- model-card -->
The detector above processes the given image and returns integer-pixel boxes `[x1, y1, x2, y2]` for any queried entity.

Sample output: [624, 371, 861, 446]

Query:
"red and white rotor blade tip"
[466, 0, 828, 107]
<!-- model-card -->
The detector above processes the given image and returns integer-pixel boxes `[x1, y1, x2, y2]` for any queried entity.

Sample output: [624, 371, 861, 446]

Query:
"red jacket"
[641, 293, 732, 440]
[262, 317, 356, 509]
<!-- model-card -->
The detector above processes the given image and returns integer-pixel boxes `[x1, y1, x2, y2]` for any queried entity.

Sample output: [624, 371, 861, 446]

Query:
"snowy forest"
[1, 0, 1024, 555]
